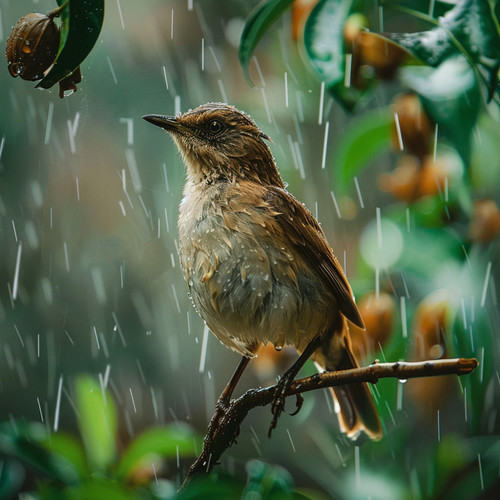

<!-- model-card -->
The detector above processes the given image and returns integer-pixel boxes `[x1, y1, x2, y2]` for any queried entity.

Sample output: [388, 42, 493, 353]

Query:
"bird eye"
[208, 120, 223, 135]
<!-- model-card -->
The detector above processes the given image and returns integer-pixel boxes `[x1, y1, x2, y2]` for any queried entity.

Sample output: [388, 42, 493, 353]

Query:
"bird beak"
[142, 114, 179, 133]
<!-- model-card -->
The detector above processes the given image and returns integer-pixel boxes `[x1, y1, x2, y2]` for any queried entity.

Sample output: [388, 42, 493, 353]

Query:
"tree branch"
[180, 357, 478, 489]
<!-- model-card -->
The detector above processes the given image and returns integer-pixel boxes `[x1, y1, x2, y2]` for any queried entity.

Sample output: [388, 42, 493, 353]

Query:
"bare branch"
[180, 357, 477, 489]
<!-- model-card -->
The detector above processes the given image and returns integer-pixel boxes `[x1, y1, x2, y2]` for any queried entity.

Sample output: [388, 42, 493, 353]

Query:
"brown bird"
[143, 103, 382, 441]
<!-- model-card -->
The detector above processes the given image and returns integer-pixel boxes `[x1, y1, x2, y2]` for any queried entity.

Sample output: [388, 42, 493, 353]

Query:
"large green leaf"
[304, 0, 368, 111]
[36, 0, 104, 90]
[388, 0, 500, 98]
[116, 424, 198, 480]
[332, 108, 392, 190]
[239, 0, 295, 84]
[75, 375, 117, 471]
[400, 56, 481, 164]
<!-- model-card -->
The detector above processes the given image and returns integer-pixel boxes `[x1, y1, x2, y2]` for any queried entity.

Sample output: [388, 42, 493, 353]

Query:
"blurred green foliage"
[0, 376, 201, 498]
[1, 0, 500, 498]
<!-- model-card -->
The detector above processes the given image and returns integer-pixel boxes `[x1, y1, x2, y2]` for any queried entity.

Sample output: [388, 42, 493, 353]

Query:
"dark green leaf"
[304, 0, 369, 111]
[75, 375, 117, 471]
[176, 473, 243, 500]
[36, 0, 104, 90]
[292, 488, 332, 500]
[400, 56, 481, 163]
[450, 259, 494, 432]
[116, 424, 198, 480]
[388, 0, 500, 98]
[239, 0, 295, 84]
[0, 459, 25, 499]
[56, 0, 70, 50]
[242, 459, 295, 498]
[332, 108, 392, 191]
[65, 477, 137, 500]
[0, 422, 81, 485]
[433, 436, 500, 498]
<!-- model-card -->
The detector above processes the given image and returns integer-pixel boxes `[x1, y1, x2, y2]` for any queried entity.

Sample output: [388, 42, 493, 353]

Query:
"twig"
[180, 357, 477, 490]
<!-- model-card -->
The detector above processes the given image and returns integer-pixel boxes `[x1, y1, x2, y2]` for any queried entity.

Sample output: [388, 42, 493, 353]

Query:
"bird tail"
[312, 321, 382, 442]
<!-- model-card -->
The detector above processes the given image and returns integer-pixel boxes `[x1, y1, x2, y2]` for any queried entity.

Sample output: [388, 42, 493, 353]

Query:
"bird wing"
[265, 186, 364, 329]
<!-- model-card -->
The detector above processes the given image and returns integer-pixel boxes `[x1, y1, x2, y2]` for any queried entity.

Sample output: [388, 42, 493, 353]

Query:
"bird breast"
[177, 181, 335, 357]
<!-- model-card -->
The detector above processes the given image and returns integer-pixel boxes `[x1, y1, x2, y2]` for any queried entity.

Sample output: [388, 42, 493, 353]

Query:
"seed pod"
[391, 93, 434, 157]
[378, 153, 461, 203]
[350, 291, 395, 362]
[352, 31, 408, 81]
[407, 291, 455, 418]
[469, 199, 500, 243]
[378, 155, 422, 202]
[6, 12, 60, 81]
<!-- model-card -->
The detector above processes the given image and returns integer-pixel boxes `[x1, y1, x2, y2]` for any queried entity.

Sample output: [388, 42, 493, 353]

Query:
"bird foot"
[268, 374, 303, 437]
[206, 396, 230, 440]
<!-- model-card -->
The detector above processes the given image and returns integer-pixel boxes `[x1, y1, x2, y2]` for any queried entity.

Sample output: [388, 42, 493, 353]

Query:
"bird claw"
[289, 393, 304, 416]
[268, 373, 300, 437]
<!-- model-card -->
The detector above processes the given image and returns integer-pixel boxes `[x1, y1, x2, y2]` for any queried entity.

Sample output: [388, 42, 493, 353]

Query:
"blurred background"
[1, 0, 499, 498]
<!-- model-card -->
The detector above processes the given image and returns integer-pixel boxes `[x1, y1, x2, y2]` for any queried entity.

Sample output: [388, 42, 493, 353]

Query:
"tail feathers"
[331, 383, 382, 441]
[313, 337, 383, 441]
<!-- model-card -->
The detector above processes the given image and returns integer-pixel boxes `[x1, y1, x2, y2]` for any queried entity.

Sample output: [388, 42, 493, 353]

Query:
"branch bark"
[180, 357, 478, 489]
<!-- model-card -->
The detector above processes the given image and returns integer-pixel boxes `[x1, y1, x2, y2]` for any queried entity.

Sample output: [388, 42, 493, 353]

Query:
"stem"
[48, 0, 70, 19]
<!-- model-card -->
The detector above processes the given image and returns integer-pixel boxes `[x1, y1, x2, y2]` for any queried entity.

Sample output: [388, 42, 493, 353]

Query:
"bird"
[143, 103, 382, 441]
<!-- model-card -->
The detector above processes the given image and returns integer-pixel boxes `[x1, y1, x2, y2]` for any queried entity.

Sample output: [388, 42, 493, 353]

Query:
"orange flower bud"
[378, 155, 421, 202]
[391, 93, 433, 157]
[407, 291, 455, 418]
[352, 31, 408, 81]
[469, 199, 500, 244]
[350, 291, 395, 361]
[378, 153, 460, 203]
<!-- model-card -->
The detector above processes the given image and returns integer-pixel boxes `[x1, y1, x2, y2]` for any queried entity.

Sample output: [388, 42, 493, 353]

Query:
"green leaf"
[42, 432, 89, 479]
[332, 108, 392, 190]
[176, 473, 244, 500]
[243, 460, 294, 498]
[75, 375, 117, 471]
[36, 0, 104, 90]
[239, 0, 295, 84]
[433, 435, 468, 494]
[292, 488, 332, 500]
[388, 0, 500, 98]
[450, 261, 494, 431]
[116, 424, 198, 480]
[65, 477, 137, 500]
[0, 460, 25, 499]
[0, 422, 81, 485]
[400, 56, 481, 163]
[304, 0, 369, 111]
[470, 113, 500, 193]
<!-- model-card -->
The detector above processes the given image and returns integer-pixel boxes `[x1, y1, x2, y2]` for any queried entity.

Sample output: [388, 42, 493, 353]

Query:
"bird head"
[143, 102, 284, 187]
